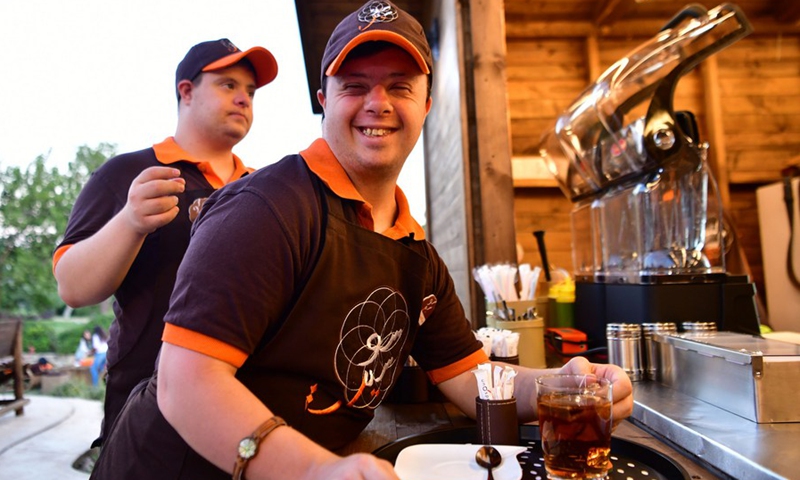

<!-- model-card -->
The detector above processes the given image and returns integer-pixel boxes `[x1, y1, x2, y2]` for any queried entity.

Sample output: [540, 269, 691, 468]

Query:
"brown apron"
[92, 182, 431, 479]
[101, 183, 214, 444]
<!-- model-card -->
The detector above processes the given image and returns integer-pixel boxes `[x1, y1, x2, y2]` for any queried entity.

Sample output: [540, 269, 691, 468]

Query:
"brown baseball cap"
[176, 38, 278, 98]
[321, 0, 432, 83]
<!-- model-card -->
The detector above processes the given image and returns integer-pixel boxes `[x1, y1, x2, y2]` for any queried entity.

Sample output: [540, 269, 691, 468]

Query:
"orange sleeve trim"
[52, 244, 72, 275]
[426, 349, 490, 385]
[162, 324, 249, 368]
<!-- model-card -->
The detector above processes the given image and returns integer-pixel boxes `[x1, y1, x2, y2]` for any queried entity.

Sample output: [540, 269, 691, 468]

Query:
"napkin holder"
[475, 396, 520, 445]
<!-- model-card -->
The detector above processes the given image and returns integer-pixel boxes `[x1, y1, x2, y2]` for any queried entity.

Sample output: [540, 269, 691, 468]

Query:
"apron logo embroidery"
[418, 294, 437, 326]
[188, 197, 208, 222]
[306, 287, 409, 414]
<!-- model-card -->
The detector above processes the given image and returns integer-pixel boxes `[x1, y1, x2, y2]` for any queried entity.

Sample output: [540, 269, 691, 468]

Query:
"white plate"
[394, 444, 528, 480]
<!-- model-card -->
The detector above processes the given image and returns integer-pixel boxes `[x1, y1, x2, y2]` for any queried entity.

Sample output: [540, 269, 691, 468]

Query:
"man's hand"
[123, 167, 186, 234]
[558, 356, 634, 429]
[306, 453, 400, 480]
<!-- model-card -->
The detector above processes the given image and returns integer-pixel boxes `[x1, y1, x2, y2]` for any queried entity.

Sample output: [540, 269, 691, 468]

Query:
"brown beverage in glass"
[536, 374, 612, 479]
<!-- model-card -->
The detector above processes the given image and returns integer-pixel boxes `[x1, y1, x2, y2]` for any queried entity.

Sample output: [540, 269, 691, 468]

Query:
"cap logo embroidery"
[357, 1, 398, 31]
[220, 39, 240, 53]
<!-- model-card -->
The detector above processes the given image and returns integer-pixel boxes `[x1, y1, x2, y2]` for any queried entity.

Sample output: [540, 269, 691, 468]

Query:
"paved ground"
[0, 394, 103, 479]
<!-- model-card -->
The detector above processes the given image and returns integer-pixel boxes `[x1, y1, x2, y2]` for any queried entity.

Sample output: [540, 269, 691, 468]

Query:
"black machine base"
[574, 273, 761, 344]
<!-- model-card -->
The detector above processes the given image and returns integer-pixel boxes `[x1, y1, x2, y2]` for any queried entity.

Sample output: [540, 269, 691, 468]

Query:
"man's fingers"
[138, 206, 181, 233]
[135, 166, 182, 182]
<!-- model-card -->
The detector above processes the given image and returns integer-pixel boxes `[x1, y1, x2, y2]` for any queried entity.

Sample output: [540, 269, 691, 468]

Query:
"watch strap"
[232, 416, 287, 480]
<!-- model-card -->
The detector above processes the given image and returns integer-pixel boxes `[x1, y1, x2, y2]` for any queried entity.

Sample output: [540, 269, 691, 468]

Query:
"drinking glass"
[535, 374, 613, 479]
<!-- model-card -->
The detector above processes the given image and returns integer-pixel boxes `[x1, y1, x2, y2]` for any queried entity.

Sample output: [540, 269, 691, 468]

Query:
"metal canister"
[606, 323, 643, 381]
[641, 322, 677, 381]
[682, 321, 718, 335]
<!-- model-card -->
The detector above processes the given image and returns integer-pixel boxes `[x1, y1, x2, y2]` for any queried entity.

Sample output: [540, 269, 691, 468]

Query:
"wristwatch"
[232, 416, 287, 480]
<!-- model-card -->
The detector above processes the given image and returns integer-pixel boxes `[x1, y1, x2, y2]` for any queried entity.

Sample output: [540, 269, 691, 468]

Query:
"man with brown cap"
[90, 3, 632, 479]
[53, 38, 278, 451]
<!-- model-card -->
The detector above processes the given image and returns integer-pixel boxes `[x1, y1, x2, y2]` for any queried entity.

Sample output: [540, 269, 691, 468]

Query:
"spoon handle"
[487, 469, 494, 480]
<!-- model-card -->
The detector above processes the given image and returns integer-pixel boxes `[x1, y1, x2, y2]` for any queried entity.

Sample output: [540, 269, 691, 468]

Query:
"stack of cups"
[606, 323, 643, 381]
[641, 322, 677, 381]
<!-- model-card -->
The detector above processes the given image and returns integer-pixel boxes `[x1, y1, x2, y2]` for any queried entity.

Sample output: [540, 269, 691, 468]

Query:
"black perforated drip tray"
[373, 425, 690, 480]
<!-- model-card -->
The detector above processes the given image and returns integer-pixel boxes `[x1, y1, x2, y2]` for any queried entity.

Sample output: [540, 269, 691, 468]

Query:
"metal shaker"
[641, 322, 677, 381]
[682, 321, 718, 334]
[606, 323, 643, 381]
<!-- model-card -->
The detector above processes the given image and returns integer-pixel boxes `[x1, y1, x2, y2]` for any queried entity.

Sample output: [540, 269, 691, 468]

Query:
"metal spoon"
[475, 445, 502, 480]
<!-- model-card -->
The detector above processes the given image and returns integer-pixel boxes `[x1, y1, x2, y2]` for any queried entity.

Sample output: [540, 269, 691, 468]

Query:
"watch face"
[238, 437, 258, 459]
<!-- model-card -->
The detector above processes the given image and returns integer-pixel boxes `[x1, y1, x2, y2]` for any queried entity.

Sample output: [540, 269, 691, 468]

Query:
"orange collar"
[300, 139, 426, 241]
[152, 137, 254, 189]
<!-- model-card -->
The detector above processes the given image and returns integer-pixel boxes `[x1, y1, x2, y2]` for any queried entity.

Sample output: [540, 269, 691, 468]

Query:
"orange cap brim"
[325, 30, 430, 77]
[203, 46, 278, 88]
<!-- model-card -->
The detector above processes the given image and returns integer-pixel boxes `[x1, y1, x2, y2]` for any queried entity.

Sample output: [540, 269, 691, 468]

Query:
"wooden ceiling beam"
[506, 17, 800, 39]
[593, 0, 636, 27]
[774, 0, 800, 26]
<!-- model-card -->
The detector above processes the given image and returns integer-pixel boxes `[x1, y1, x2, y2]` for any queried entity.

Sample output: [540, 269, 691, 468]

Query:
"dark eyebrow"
[214, 74, 256, 90]
[337, 71, 416, 82]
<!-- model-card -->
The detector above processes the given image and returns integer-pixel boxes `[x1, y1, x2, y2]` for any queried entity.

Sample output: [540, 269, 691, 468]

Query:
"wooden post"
[586, 32, 601, 83]
[700, 56, 731, 208]
[462, 0, 517, 324]
[465, 0, 517, 263]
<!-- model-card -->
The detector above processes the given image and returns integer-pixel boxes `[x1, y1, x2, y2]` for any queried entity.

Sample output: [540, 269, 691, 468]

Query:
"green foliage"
[22, 313, 114, 355]
[0, 143, 115, 316]
[22, 321, 57, 353]
[48, 380, 106, 401]
[53, 313, 114, 355]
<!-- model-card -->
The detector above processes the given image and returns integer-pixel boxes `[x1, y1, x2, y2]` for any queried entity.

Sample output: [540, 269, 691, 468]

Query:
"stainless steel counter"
[631, 381, 800, 480]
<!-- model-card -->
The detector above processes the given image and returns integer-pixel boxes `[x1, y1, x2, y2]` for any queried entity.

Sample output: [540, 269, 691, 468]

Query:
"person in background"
[75, 329, 94, 367]
[52, 38, 279, 447]
[90, 326, 109, 386]
[89, 3, 633, 479]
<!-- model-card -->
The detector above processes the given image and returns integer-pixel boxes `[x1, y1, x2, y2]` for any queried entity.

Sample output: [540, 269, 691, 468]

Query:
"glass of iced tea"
[535, 374, 612, 479]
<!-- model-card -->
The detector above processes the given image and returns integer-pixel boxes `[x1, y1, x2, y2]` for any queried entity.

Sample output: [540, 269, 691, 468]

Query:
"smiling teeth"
[362, 128, 390, 137]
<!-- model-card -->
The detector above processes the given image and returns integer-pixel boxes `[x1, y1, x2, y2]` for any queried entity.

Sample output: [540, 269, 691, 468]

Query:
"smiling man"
[89, 3, 633, 480]
[53, 38, 278, 451]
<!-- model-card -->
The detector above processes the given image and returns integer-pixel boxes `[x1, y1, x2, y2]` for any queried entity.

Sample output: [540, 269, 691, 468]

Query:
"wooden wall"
[506, 27, 800, 317]
[425, 0, 519, 326]
[425, 0, 475, 319]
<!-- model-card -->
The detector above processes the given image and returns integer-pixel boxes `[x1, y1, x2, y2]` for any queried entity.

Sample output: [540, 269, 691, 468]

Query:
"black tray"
[373, 425, 690, 480]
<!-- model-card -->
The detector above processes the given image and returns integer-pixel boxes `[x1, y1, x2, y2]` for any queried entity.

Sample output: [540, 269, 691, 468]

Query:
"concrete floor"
[0, 394, 103, 479]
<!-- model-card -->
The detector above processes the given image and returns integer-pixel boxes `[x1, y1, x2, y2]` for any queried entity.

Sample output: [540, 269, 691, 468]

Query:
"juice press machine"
[537, 4, 762, 346]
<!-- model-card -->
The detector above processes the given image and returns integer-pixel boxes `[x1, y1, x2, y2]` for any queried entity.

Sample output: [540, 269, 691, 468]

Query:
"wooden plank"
[727, 148, 800, 178]
[716, 36, 800, 62]
[724, 131, 800, 148]
[506, 18, 800, 39]
[510, 118, 557, 134]
[594, 0, 636, 27]
[514, 178, 559, 187]
[722, 114, 800, 134]
[504, 0, 595, 19]
[719, 76, 800, 96]
[506, 39, 587, 64]
[506, 64, 587, 81]
[721, 96, 800, 114]
[729, 170, 796, 184]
